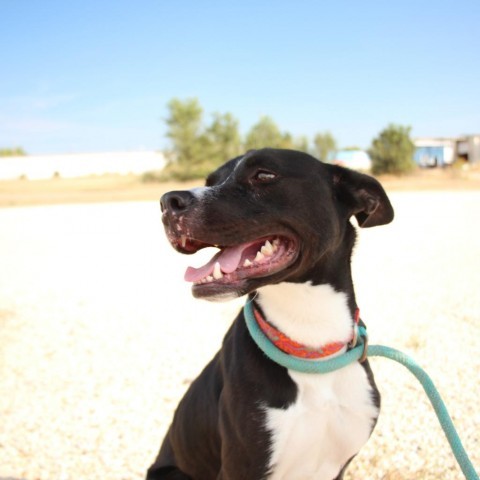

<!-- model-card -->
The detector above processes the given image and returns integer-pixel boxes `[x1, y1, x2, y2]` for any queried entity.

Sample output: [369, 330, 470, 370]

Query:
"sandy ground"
[0, 190, 479, 479]
[0, 176, 201, 208]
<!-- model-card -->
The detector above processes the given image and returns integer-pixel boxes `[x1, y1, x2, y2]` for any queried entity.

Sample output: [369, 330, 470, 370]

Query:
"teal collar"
[243, 299, 368, 374]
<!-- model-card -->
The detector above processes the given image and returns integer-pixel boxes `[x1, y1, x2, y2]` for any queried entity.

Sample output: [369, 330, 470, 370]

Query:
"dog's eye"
[252, 170, 278, 183]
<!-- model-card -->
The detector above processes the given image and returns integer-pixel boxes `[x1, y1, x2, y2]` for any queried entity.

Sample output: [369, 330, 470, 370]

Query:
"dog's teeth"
[206, 276, 213, 283]
[243, 259, 252, 267]
[180, 235, 187, 248]
[272, 238, 280, 251]
[213, 262, 223, 279]
[261, 240, 273, 256]
[255, 251, 265, 263]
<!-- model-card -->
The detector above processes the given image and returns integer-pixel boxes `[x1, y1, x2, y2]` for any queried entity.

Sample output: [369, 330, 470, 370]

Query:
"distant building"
[414, 135, 480, 168]
[414, 138, 455, 167]
[0, 151, 166, 180]
[330, 149, 372, 171]
[456, 135, 480, 165]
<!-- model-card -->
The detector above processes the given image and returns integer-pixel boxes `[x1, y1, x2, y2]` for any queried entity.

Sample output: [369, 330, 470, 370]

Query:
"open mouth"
[177, 235, 298, 289]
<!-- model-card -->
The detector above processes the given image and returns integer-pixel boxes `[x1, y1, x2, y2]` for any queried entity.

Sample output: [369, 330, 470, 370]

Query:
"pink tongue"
[184, 244, 247, 282]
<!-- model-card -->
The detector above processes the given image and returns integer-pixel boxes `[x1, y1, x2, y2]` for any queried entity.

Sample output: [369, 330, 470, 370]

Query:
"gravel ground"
[0, 191, 479, 480]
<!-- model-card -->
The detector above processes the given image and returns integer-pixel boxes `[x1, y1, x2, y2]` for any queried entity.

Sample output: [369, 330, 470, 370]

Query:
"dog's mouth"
[173, 234, 298, 295]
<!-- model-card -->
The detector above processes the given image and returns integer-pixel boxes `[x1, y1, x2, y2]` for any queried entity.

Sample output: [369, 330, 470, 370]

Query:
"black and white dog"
[148, 148, 394, 480]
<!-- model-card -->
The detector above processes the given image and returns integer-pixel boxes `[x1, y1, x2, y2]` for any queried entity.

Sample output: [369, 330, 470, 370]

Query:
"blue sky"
[1, 0, 479, 154]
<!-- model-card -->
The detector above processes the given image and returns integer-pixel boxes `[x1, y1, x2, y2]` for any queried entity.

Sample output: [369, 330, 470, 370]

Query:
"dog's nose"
[160, 191, 195, 214]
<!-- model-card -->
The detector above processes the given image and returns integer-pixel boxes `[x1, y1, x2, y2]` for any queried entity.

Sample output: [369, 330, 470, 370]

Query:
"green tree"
[159, 98, 345, 180]
[244, 116, 291, 150]
[368, 124, 416, 175]
[161, 98, 242, 180]
[294, 135, 310, 153]
[313, 132, 336, 162]
[205, 112, 242, 164]
[0, 147, 26, 157]
[165, 98, 205, 168]
[280, 131, 294, 150]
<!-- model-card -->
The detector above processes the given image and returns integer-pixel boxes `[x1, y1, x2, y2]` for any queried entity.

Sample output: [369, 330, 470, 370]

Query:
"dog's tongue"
[184, 244, 246, 282]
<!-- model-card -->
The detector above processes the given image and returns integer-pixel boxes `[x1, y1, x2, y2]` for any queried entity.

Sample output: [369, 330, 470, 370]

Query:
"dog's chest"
[256, 283, 378, 480]
[265, 365, 378, 480]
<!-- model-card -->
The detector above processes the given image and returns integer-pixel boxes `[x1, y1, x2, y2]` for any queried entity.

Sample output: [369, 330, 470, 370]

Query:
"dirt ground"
[0, 175, 199, 208]
[1, 167, 479, 208]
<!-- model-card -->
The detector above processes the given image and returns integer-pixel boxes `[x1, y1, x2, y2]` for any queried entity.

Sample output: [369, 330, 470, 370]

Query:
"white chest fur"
[257, 283, 379, 480]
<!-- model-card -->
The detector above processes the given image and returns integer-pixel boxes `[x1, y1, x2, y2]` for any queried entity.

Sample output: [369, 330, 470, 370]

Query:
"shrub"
[368, 124, 416, 175]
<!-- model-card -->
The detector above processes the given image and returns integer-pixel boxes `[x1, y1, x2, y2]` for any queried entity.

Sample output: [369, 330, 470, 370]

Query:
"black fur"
[148, 149, 393, 479]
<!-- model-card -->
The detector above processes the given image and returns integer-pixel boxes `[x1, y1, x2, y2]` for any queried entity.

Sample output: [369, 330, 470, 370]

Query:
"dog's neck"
[256, 282, 355, 350]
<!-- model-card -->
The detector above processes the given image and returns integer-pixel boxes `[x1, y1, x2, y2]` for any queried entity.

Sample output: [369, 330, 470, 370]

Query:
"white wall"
[0, 151, 166, 180]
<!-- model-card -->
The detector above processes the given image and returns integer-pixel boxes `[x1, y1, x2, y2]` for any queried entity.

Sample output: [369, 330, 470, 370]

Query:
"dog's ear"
[328, 165, 394, 228]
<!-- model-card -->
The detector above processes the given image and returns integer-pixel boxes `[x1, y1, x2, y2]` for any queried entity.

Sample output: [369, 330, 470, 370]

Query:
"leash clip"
[349, 308, 361, 349]
[350, 308, 368, 363]
[349, 325, 368, 362]
[359, 333, 369, 363]
[349, 324, 359, 348]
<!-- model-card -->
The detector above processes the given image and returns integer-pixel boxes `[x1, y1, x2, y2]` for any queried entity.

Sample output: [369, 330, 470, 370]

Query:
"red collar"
[252, 306, 360, 360]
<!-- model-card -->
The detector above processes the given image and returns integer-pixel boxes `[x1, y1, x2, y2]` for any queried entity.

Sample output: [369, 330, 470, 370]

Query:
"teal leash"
[243, 300, 479, 480]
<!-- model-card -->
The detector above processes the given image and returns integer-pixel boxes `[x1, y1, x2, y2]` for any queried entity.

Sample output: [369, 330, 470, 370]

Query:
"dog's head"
[161, 148, 393, 300]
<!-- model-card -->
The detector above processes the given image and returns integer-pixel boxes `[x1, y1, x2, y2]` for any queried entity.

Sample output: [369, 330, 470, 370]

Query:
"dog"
[147, 148, 394, 480]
